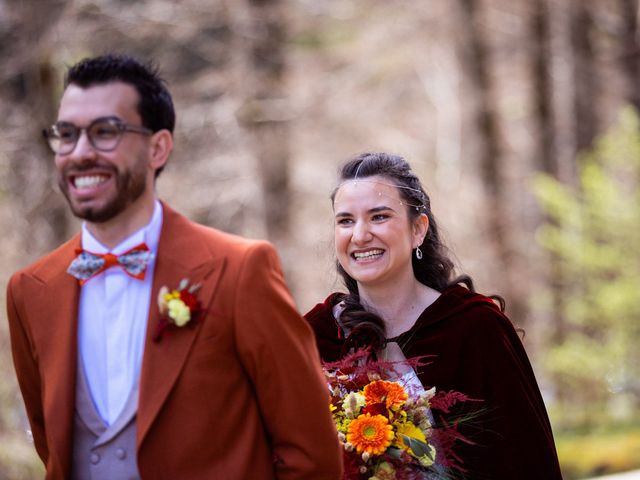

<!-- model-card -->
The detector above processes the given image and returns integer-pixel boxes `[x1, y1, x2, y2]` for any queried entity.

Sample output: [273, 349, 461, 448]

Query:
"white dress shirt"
[78, 201, 163, 425]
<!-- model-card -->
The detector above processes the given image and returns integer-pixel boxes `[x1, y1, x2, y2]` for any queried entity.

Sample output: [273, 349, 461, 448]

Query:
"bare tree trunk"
[618, 0, 640, 111]
[1, 0, 71, 261]
[547, 0, 578, 186]
[529, 0, 569, 370]
[236, 0, 291, 249]
[543, 0, 599, 351]
[456, 0, 528, 327]
[531, 0, 556, 177]
[571, 0, 598, 153]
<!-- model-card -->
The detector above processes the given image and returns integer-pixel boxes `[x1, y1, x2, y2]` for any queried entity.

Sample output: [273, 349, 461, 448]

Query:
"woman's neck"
[359, 276, 441, 339]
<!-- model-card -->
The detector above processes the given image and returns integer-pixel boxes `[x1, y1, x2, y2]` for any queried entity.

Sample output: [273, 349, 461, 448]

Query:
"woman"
[305, 152, 563, 479]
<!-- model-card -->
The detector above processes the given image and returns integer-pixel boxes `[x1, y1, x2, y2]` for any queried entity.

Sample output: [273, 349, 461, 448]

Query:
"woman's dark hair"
[65, 53, 175, 176]
[331, 152, 478, 352]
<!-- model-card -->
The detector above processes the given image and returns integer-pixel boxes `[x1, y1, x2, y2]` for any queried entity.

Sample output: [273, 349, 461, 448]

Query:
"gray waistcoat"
[71, 360, 141, 480]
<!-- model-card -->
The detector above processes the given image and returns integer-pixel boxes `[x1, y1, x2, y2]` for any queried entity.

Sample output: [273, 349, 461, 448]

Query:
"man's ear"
[148, 129, 173, 172]
[412, 213, 429, 248]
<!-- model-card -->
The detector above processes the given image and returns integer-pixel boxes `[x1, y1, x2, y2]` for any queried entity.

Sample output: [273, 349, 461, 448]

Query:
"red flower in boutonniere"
[153, 278, 203, 342]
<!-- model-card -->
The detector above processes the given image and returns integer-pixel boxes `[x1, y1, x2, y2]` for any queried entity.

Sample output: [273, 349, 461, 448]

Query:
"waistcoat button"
[116, 448, 126, 460]
[90, 453, 100, 464]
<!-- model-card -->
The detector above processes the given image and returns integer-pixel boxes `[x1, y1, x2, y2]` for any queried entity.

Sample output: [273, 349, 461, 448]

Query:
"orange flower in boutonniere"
[153, 278, 202, 342]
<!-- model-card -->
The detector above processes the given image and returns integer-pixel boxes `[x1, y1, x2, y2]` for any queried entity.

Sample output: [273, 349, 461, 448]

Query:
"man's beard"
[59, 157, 148, 223]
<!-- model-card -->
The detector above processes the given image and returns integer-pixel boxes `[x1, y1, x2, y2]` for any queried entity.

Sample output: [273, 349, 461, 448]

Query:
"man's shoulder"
[10, 234, 81, 283]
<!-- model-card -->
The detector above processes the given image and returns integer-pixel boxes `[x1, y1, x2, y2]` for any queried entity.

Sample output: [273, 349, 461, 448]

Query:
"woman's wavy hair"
[330, 152, 488, 352]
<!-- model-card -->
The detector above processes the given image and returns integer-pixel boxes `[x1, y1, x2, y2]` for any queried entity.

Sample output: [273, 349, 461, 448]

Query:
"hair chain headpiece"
[345, 178, 427, 211]
[353, 160, 364, 181]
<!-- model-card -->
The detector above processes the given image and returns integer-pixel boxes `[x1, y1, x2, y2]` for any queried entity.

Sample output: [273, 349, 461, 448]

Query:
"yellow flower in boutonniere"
[167, 297, 191, 326]
[154, 279, 202, 341]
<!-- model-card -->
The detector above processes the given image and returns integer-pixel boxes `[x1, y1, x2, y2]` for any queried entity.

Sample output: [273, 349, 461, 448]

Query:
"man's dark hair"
[65, 53, 175, 135]
[65, 54, 175, 177]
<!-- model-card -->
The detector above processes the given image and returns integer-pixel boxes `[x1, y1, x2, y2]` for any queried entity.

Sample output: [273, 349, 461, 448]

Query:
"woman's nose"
[351, 221, 372, 244]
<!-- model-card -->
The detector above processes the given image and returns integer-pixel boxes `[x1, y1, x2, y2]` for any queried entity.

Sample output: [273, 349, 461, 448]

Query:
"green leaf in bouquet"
[401, 435, 433, 460]
[385, 446, 404, 459]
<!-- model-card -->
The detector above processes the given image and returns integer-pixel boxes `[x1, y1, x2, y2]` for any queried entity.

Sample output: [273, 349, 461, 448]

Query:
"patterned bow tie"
[67, 243, 153, 285]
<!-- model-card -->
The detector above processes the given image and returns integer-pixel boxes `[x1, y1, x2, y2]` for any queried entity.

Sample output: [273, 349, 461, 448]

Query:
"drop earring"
[415, 247, 423, 260]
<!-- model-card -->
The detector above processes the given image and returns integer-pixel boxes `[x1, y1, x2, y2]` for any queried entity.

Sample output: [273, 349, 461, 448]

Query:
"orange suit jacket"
[7, 203, 342, 479]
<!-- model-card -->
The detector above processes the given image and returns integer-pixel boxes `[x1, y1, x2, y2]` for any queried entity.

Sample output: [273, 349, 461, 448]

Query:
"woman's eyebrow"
[335, 205, 396, 217]
[368, 205, 395, 213]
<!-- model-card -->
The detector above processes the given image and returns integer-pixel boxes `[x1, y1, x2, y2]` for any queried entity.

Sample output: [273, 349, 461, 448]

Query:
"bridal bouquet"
[324, 349, 473, 480]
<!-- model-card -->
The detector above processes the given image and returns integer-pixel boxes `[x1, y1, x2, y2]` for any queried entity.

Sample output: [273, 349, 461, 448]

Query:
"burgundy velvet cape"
[305, 285, 563, 480]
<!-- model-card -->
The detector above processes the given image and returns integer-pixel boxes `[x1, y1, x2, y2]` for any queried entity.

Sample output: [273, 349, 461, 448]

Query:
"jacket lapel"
[27, 236, 81, 475]
[137, 204, 225, 446]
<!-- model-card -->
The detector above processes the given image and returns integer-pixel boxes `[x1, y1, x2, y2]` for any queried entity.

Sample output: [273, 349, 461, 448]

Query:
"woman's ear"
[148, 129, 173, 174]
[412, 213, 429, 248]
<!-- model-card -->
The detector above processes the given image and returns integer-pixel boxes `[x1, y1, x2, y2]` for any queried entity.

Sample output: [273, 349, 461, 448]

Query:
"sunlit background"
[1, 1, 639, 478]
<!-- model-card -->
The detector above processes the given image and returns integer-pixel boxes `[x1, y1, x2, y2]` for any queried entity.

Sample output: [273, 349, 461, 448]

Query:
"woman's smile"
[351, 248, 385, 262]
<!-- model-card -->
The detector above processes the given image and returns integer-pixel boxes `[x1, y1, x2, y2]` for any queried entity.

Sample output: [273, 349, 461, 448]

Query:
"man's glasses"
[43, 116, 153, 155]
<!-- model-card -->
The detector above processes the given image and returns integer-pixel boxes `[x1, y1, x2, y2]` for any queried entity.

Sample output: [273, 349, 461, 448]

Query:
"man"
[6, 54, 342, 479]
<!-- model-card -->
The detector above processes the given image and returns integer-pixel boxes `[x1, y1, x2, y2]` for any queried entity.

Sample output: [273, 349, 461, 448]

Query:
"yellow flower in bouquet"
[342, 392, 366, 419]
[393, 421, 436, 466]
[394, 421, 426, 452]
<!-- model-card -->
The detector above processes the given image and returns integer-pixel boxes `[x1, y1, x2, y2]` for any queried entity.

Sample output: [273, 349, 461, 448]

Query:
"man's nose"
[68, 130, 97, 159]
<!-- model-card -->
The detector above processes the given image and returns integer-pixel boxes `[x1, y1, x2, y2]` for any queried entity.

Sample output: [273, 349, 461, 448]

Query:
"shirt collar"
[81, 200, 164, 255]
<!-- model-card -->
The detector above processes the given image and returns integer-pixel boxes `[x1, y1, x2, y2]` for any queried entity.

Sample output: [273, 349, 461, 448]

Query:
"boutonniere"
[153, 278, 202, 342]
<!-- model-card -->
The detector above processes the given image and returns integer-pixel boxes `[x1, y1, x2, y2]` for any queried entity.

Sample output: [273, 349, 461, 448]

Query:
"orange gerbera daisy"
[364, 380, 408, 410]
[346, 413, 394, 455]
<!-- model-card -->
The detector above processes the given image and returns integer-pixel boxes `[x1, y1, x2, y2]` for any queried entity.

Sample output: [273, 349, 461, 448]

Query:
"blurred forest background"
[1, 0, 639, 478]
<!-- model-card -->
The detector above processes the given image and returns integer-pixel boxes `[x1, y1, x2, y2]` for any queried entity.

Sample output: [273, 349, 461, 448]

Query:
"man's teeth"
[353, 249, 384, 259]
[74, 175, 107, 189]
